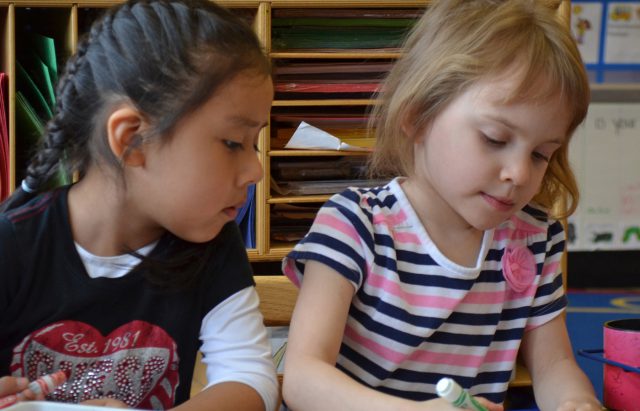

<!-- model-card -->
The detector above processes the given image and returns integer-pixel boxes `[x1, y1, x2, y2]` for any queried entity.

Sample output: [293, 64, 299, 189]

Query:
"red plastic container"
[603, 319, 640, 411]
[578, 319, 640, 410]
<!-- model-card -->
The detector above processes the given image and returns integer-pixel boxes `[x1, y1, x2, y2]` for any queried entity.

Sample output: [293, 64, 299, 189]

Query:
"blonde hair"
[369, 0, 590, 219]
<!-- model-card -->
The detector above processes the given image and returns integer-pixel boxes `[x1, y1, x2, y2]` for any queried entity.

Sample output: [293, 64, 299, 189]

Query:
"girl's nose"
[500, 158, 530, 187]
[241, 150, 264, 187]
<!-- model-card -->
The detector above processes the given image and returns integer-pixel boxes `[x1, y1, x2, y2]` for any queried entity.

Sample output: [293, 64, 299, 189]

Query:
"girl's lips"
[224, 199, 246, 220]
[224, 206, 238, 220]
[482, 193, 514, 212]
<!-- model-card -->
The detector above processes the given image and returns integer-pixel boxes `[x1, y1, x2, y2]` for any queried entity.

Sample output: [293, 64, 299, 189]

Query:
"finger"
[18, 388, 44, 401]
[81, 398, 129, 408]
[0, 377, 29, 397]
[475, 397, 504, 411]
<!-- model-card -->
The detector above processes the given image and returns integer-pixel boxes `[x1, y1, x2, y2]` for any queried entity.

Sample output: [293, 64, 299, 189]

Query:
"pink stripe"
[393, 231, 421, 245]
[372, 209, 408, 226]
[344, 325, 407, 364]
[367, 271, 511, 307]
[407, 347, 518, 367]
[494, 228, 511, 241]
[283, 263, 301, 287]
[315, 214, 361, 244]
[484, 348, 519, 363]
[345, 326, 518, 367]
[371, 210, 420, 244]
[495, 215, 547, 242]
[514, 217, 546, 234]
[541, 261, 560, 278]
[460, 290, 508, 305]
[408, 352, 485, 368]
[367, 271, 460, 309]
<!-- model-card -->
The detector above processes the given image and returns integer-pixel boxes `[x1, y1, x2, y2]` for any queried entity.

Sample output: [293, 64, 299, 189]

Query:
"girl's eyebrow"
[483, 112, 520, 132]
[230, 115, 268, 129]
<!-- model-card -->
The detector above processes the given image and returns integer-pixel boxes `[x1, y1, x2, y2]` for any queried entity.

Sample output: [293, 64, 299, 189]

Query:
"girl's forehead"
[471, 68, 565, 106]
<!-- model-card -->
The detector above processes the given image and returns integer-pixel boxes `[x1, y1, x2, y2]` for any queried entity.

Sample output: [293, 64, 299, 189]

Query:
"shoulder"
[2, 188, 64, 225]
[322, 179, 403, 225]
[0, 189, 68, 314]
[329, 179, 398, 207]
[283, 181, 402, 286]
[0, 187, 69, 254]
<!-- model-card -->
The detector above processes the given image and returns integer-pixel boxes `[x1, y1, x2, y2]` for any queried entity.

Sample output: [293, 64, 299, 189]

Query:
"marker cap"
[436, 377, 463, 403]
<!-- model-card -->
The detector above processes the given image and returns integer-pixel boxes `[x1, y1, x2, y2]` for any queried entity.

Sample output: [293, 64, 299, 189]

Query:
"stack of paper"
[274, 61, 391, 100]
[270, 202, 321, 242]
[271, 8, 421, 51]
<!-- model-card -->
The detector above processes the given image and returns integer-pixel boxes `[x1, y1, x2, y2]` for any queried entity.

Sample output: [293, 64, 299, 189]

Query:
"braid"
[0, 12, 110, 212]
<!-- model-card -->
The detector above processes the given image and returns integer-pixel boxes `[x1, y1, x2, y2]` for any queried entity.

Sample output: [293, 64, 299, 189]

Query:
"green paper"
[33, 58, 56, 110]
[16, 91, 45, 144]
[29, 33, 58, 85]
[16, 61, 53, 120]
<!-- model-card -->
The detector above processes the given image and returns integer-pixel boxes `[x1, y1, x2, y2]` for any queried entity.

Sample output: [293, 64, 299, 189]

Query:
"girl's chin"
[178, 222, 225, 244]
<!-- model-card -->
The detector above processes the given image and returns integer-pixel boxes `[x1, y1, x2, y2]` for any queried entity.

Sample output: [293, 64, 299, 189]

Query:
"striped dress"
[282, 177, 567, 404]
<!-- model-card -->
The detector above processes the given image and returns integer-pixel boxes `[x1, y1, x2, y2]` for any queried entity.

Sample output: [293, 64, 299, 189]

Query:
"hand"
[475, 396, 504, 411]
[0, 376, 29, 398]
[81, 398, 129, 408]
[0, 376, 45, 403]
[556, 397, 604, 411]
[427, 397, 504, 411]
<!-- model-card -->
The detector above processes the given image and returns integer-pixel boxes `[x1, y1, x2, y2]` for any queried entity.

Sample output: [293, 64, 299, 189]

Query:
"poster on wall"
[604, 1, 640, 64]
[571, 1, 604, 64]
[570, 1, 640, 82]
[568, 103, 640, 251]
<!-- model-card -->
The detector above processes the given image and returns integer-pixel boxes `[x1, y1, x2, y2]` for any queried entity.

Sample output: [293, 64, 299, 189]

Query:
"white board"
[569, 102, 640, 250]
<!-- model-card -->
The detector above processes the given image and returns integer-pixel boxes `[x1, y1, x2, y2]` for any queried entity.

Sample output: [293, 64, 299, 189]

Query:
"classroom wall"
[567, 88, 640, 288]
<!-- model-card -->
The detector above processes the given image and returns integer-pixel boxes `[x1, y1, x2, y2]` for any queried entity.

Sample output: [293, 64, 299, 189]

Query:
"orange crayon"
[0, 371, 68, 409]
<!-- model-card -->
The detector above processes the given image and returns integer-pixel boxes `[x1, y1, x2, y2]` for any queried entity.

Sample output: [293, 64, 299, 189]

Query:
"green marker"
[436, 378, 489, 411]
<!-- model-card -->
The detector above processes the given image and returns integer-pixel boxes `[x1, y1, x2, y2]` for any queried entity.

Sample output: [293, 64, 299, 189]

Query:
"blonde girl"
[282, 1, 600, 410]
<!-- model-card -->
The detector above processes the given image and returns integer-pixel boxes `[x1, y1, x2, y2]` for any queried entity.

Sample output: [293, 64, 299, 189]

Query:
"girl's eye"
[532, 151, 551, 163]
[224, 140, 243, 150]
[483, 134, 505, 146]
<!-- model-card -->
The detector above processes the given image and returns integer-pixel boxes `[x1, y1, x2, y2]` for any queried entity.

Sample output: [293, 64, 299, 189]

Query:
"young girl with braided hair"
[0, 1, 277, 410]
[282, 1, 601, 410]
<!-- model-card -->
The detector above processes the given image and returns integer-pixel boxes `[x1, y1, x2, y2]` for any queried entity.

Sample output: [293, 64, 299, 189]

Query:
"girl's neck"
[68, 170, 164, 256]
[400, 178, 484, 267]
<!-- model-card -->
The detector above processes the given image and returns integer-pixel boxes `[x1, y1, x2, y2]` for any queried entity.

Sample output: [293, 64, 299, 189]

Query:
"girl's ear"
[107, 105, 146, 166]
[402, 109, 431, 145]
[400, 109, 417, 140]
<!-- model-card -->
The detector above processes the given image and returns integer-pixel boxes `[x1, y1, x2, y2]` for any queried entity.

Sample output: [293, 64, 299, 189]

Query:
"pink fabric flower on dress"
[502, 245, 537, 292]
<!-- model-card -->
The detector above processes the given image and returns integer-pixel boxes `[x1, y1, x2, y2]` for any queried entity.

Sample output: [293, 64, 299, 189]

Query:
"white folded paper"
[285, 121, 370, 151]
